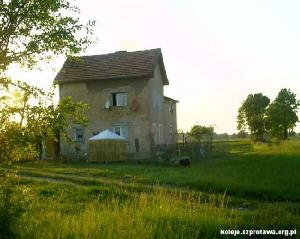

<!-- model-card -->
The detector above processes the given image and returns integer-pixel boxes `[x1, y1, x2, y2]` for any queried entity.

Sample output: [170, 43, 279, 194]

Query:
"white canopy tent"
[89, 129, 126, 141]
[88, 129, 126, 162]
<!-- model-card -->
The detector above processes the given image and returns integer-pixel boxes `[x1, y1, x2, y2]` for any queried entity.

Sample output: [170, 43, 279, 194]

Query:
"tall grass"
[14, 181, 299, 239]
[1, 140, 300, 238]
[253, 139, 300, 156]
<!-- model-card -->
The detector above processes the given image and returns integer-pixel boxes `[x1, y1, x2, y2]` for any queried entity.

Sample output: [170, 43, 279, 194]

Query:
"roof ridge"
[78, 48, 161, 59]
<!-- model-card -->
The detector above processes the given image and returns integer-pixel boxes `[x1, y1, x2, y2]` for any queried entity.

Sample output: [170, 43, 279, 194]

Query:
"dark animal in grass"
[178, 156, 190, 166]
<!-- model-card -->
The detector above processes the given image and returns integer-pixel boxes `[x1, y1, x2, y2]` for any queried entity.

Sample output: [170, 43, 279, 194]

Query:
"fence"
[151, 139, 252, 163]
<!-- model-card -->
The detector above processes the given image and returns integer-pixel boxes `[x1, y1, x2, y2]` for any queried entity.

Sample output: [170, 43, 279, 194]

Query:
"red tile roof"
[54, 48, 169, 85]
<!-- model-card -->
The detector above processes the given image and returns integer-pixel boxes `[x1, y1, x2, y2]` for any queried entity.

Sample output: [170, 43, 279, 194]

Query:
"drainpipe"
[170, 101, 174, 145]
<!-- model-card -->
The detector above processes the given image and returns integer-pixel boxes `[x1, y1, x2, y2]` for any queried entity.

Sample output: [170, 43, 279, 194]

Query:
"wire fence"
[151, 139, 253, 163]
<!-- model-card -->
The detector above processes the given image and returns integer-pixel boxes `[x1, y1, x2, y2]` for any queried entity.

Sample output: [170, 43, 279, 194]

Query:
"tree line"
[237, 89, 299, 141]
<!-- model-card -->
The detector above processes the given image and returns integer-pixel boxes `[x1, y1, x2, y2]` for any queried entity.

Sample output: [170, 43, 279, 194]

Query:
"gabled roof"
[54, 48, 169, 85]
[89, 129, 126, 141]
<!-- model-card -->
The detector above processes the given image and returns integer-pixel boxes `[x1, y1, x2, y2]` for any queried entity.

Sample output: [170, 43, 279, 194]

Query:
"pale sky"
[7, 0, 300, 133]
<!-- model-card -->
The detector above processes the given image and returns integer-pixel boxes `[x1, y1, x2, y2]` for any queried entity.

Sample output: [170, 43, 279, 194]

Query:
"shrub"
[0, 173, 33, 239]
[9, 144, 38, 162]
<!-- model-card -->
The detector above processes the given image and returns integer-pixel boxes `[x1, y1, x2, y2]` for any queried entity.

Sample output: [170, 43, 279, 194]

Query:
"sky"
[7, 0, 300, 133]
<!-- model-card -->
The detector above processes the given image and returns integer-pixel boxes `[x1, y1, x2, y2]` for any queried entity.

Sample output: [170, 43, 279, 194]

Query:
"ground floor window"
[114, 125, 128, 139]
[152, 123, 163, 144]
[74, 128, 84, 143]
[158, 124, 164, 144]
[152, 123, 157, 144]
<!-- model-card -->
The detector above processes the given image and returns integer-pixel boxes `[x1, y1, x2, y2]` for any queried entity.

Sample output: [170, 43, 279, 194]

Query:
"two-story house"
[54, 48, 178, 158]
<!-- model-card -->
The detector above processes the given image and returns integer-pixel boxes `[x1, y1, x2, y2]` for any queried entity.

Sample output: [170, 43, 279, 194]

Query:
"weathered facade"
[55, 49, 178, 158]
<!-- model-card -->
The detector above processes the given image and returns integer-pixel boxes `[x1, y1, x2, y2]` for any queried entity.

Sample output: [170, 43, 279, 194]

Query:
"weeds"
[0, 140, 299, 238]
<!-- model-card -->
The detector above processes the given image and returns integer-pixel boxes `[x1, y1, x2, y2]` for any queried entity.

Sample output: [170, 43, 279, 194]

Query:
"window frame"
[158, 124, 164, 144]
[112, 92, 128, 107]
[113, 125, 128, 139]
[152, 123, 157, 144]
[74, 128, 84, 143]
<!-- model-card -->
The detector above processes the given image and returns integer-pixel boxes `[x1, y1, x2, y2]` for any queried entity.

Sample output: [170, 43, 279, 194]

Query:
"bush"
[9, 144, 38, 162]
[0, 173, 33, 239]
[0, 123, 38, 162]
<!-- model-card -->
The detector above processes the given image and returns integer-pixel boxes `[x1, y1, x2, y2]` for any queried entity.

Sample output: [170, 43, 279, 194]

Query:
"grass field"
[1, 140, 300, 238]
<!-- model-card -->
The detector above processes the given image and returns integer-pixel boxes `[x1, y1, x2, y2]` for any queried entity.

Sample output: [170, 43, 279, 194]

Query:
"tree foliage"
[237, 90, 299, 141]
[237, 93, 270, 141]
[0, 0, 94, 161]
[266, 88, 299, 139]
[0, 0, 95, 73]
[189, 125, 214, 142]
[0, 81, 88, 161]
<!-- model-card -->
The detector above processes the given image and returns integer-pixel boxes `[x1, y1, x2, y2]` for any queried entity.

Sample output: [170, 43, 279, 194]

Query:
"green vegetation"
[1, 140, 300, 238]
[237, 93, 270, 141]
[0, 0, 95, 73]
[237, 89, 299, 141]
[266, 89, 300, 139]
[0, 0, 94, 162]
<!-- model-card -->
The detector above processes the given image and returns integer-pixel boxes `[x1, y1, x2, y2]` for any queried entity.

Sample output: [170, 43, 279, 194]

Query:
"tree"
[0, 0, 95, 74]
[0, 82, 89, 161]
[236, 130, 248, 138]
[189, 125, 214, 153]
[0, 0, 95, 161]
[266, 88, 299, 139]
[0, 2, 94, 237]
[237, 93, 270, 141]
[189, 125, 214, 142]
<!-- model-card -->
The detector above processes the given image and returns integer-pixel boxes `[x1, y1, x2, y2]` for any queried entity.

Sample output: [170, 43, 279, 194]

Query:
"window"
[152, 123, 157, 144]
[114, 126, 128, 139]
[158, 124, 164, 144]
[74, 128, 84, 143]
[169, 124, 173, 134]
[152, 123, 163, 144]
[114, 126, 121, 136]
[169, 102, 173, 112]
[112, 92, 127, 107]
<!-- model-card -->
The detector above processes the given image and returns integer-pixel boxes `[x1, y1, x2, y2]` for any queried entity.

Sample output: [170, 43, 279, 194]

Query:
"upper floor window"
[112, 92, 127, 107]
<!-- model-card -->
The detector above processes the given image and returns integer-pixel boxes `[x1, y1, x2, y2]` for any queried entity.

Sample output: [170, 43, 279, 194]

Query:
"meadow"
[0, 140, 299, 238]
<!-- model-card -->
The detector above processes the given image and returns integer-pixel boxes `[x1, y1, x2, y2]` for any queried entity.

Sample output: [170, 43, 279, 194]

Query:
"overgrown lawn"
[1, 139, 300, 238]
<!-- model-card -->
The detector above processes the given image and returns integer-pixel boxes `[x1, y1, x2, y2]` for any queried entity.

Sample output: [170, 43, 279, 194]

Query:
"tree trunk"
[36, 140, 42, 160]
[283, 106, 288, 140]
[283, 122, 288, 140]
